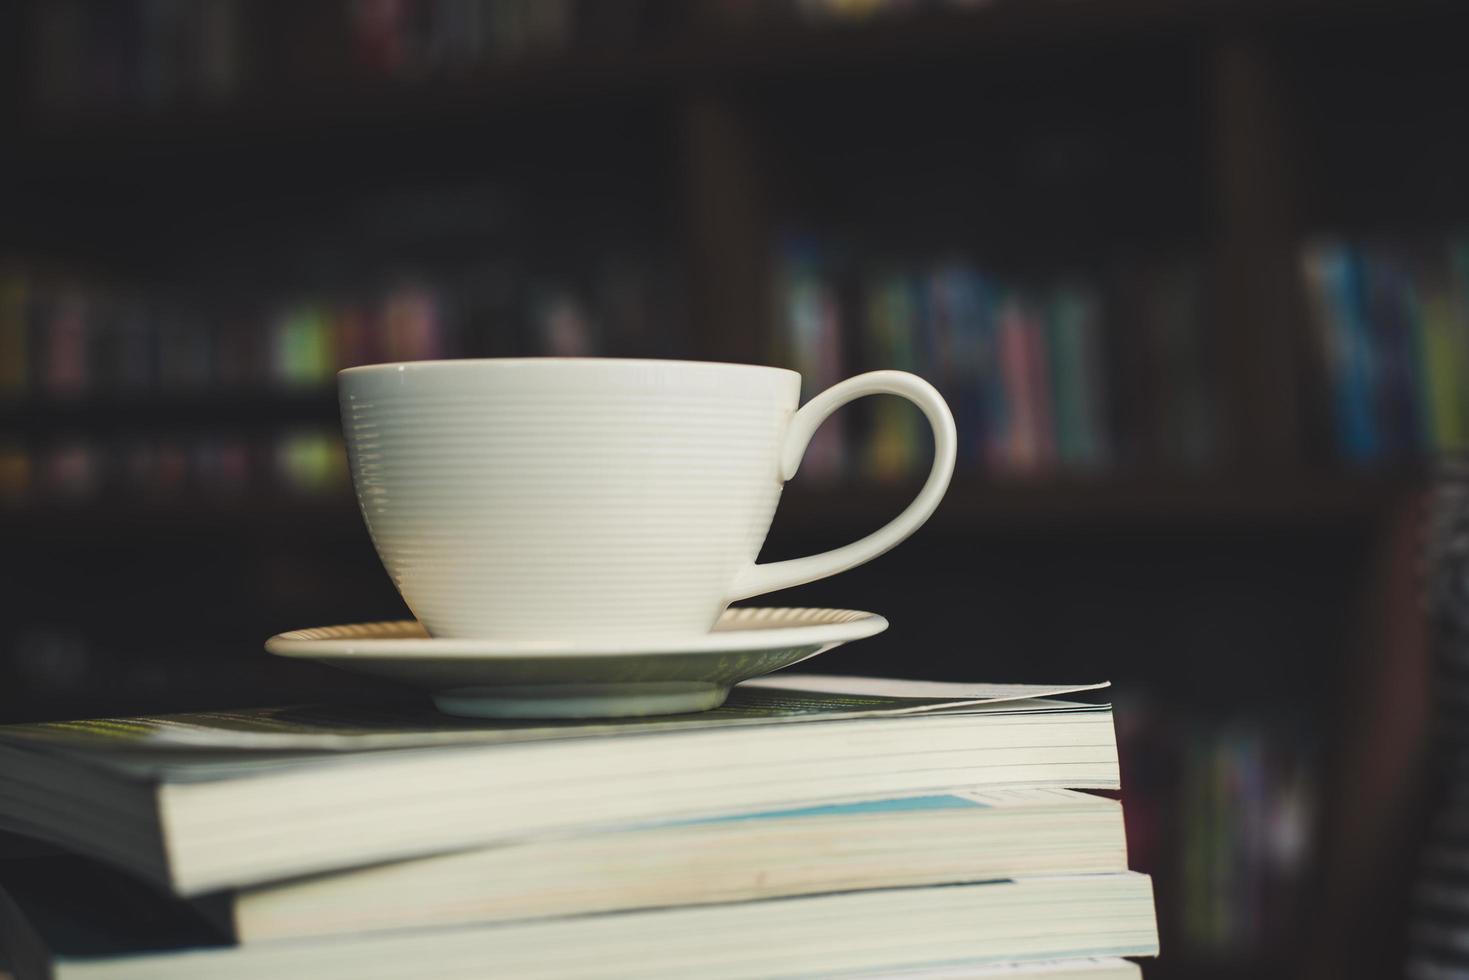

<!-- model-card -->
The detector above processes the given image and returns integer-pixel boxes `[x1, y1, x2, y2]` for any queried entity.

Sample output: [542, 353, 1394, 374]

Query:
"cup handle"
[727, 370, 957, 602]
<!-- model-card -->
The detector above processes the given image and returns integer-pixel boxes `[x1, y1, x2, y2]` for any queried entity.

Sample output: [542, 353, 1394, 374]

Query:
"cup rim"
[338, 357, 801, 380]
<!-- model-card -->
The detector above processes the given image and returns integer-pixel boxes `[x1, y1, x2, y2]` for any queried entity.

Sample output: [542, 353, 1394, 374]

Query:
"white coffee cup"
[339, 359, 955, 640]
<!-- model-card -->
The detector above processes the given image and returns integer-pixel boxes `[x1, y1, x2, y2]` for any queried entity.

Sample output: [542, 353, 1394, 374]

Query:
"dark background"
[3, 1, 1463, 976]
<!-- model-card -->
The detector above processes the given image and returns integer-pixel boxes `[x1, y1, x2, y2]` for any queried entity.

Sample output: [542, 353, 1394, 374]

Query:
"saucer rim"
[265, 607, 888, 660]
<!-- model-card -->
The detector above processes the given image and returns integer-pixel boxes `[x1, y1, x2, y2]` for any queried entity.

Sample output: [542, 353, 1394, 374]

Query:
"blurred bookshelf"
[5, 0, 1466, 978]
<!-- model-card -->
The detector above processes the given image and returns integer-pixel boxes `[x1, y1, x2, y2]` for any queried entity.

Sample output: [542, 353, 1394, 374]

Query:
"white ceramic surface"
[340, 359, 954, 640]
[266, 607, 889, 718]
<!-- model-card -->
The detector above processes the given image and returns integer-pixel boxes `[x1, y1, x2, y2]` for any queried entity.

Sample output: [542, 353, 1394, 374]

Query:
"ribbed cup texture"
[341, 361, 801, 639]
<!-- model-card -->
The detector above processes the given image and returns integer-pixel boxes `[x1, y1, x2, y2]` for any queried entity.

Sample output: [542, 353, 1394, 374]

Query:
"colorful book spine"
[1449, 242, 1469, 450]
[272, 304, 333, 388]
[1301, 236, 1469, 464]
[2, 427, 355, 507]
[994, 292, 1048, 472]
[1362, 248, 1423, 459]
[383, 285, 447, 362]
[861, 271, 923, 481]
[924, 262, 994, 470]
[1, 254, 661, 402]
[776, 237, 847, 480]
[348, 0, 579, 80]
[532, 285, 597, 358]
[1024, 293, 1057, 469]
[1418, 281, 1466, 453]
[0, 254, 671, 508]
[1303, 243, 1379, 462]
[1119, 701, 1318, 960]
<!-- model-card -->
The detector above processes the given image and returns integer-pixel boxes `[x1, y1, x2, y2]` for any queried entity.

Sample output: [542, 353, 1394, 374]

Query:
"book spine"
[1048, 283, 1095, 468]
[928, 263, 994, 472]
[862, 271, 923, 480]
[1363, 247, 1423, 458]
[1297, 235, 1469, 463]
[1023, 293, 1056, 471]
[1074, 285, 1111, 467]
[1320, 244, 1380, 462]
[1417, 272, 1462, 453]
[993, 292, 1030, 472]
[1451, 241, 1469, 452]
[775, 236, 846, 480]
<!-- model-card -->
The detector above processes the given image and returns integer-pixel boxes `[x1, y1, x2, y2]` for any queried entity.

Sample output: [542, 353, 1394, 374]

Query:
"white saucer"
[265, 607, 888, 719]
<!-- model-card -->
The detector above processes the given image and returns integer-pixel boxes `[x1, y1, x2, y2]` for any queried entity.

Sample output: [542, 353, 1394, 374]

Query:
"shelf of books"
[768, 231, 1459, 487]
[6, 3, 1459, 975]
[769, 234, 1218, 482]
[1, 259, 1419, 529]
[0, 251, 1409, 979]
[20, 0, 662, 121]
[0, 253, 680, 513]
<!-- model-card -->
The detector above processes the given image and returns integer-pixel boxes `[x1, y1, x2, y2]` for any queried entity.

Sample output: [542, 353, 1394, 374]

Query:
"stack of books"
[0, 675, 1157, 978]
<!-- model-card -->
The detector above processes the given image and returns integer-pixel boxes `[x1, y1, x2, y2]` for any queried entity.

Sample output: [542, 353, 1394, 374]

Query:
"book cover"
[1302, 243, 1379, 462]
[0, 859, 1157, 980]
[214, 787, 1128, 942]
[0, 678, 1117, 894]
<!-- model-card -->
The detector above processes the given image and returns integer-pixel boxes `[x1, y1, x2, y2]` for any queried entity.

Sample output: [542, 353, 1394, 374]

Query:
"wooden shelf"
[11, 0, 1465, 177]
[0, 472, 1416, 544]
[0, 391, 339, 434]
[0, 497, 362, 541]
